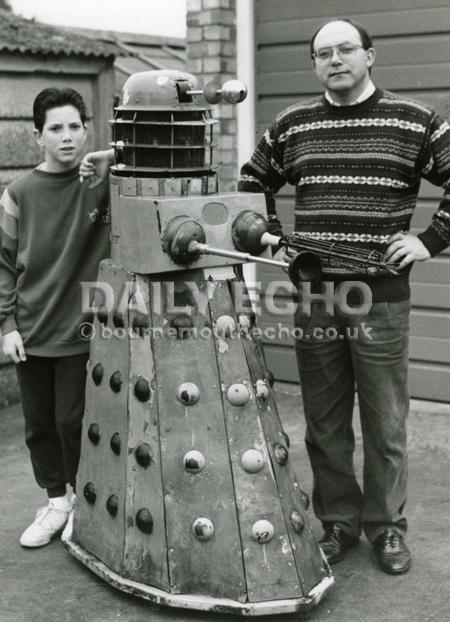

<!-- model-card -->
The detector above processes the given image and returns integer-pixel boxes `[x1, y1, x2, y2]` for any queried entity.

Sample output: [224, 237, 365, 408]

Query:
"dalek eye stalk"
[64, 70, 334, 616]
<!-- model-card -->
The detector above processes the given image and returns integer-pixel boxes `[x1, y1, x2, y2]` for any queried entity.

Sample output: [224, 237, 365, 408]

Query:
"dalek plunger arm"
[162, 210, 402, 284]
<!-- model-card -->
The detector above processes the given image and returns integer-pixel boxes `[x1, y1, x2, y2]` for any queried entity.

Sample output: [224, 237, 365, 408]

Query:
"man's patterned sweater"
[238, 87, 450, 302]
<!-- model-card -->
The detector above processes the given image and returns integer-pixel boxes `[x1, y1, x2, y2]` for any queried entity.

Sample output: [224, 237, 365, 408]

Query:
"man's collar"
[325, 80, 376, 106]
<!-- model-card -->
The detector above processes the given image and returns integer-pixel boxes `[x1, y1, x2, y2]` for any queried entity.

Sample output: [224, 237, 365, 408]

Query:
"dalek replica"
[64, 69, 334, 616]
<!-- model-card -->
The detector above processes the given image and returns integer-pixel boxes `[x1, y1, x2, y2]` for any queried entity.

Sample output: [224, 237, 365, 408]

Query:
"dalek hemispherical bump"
[92, 363, 104, 386]
[298, 489, 310, 510]
[136, 508, 154, 534]
[87, 423, 100, 445]
[183, 450, 206, 473]
[134, 443, 153, 468]
[290, 510, 305, 534]
[192, 517, 214, 541]
[255, 379, 270, 400]
[83, 482, 97, 505]
[214, 314, 236, 338]
[170, 313, 194, 339]
[273, 443, 289, 466]
[264, 370, 275, 388]
[109, 371, 123, 393]
[240, 449, 265, 473]
[134, 377, 151, 402]
[251, 520, 274, 544]
[106, 495, 119, 518]
[176, 382, 200, 406]
[97, 306, 108, 326]
[226, 383, 250, 406]
[110, 433, 121, 456]
[238, 313, 253, 333]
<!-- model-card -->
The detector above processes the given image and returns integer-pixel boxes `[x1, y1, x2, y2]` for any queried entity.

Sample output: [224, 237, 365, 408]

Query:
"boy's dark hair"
[309, 18, 373, 56]
[33, 88, 87, 132]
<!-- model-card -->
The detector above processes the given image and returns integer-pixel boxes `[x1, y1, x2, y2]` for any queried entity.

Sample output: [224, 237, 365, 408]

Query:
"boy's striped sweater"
[238, 87, 450, 302]
[0, 167, 110, 356]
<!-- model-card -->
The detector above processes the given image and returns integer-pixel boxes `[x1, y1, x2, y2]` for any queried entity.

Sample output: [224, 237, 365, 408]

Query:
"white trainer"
[61, 498, 76, 544]
[20, 493, 73, 548]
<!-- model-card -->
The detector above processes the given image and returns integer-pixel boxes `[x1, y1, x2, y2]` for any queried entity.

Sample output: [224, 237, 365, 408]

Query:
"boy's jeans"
[16, 353, 89, 497]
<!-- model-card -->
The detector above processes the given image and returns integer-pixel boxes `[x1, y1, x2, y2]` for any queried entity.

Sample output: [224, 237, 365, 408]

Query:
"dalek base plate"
[64, 535, 334, 616]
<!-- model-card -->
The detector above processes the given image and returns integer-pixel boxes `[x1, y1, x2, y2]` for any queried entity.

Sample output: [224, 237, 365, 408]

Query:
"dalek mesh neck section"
[110, 70, 218, 178]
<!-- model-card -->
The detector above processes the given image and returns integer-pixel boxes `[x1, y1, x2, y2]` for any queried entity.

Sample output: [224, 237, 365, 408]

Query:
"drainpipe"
[236, 0, 258, 301]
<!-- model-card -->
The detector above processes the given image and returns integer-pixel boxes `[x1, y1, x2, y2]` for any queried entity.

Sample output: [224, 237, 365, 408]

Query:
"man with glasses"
[239, 19, 450, 574]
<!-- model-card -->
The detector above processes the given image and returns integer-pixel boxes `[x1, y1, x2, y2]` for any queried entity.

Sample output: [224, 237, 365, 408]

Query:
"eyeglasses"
[313, 43, 364, 63]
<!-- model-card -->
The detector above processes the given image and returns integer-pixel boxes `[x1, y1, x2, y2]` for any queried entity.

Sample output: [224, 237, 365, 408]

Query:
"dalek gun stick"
[188, 240, 290, 269]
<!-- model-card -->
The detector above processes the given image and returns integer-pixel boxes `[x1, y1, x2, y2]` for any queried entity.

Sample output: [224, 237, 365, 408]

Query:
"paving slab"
[1, 383, 449, 622]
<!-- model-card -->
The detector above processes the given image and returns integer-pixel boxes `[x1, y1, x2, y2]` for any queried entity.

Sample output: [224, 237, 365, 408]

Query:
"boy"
[0, 88, 110, 547]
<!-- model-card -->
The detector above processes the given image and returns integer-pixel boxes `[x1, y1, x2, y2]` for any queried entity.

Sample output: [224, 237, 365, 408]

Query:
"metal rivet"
[92, 363, 104, 386]
[183, 450, 206, 473]
[240, 449, 264, 473]
[226, 383, 250, 406]
[87, 423, 100, 445]
[83, 482, 97, 505]
[192, 517, 214, 541]
[273, 443, 289, 466]
[134, 377, 151, 402]
[176, 382, 200, 405]
[134, 443, 152, 468]
[251, 519, 274, 544]
[110, 433, 121, 455]
[106, 495, 119, 517]
[110, 371, 123, 393]
[136, 508, 153, 534]
[291, 510, 305, 534]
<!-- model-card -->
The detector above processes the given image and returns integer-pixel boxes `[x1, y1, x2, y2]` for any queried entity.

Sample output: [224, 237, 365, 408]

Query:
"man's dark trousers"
[294, 299, 410, 543]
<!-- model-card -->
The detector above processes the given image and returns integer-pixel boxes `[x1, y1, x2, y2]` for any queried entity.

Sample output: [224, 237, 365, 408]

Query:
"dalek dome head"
[120, 70, 203, 110]
[111, 69, 247, 177]
[112, 70, 216, 176]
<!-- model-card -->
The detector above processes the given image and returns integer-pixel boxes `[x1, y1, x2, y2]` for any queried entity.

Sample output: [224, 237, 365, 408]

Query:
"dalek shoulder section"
[110, 185, 268, 275]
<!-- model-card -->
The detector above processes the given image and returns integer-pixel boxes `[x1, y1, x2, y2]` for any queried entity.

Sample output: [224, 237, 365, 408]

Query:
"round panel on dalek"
[63, 69, 333, 616]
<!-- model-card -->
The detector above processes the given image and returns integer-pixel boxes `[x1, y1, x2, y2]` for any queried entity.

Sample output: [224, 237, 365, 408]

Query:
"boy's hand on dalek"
[2, 330, 26, 363]
[79, 149, 114, 188]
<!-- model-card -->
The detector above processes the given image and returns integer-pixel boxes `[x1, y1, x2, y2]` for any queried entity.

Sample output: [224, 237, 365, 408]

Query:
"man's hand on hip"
[385, 232, 431, 270]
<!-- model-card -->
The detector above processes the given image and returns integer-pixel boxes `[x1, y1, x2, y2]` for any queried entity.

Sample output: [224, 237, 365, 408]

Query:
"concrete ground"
[1, 383, 449, 622]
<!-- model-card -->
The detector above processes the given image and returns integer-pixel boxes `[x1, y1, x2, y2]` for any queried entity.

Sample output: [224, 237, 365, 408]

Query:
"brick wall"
[186, 0, 238, 192]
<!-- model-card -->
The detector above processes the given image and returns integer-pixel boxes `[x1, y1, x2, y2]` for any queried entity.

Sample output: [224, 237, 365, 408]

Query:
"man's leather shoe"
[373, 529, 411, 574]
[319, 524, 359, 564]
